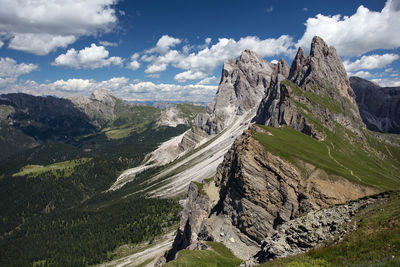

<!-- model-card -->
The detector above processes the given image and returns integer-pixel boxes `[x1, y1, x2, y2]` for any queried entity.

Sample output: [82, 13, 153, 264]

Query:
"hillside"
[0, 91, 205, 266]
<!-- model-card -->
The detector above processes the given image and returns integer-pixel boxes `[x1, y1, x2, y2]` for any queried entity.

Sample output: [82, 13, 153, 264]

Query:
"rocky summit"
[163, 36, 400, 266]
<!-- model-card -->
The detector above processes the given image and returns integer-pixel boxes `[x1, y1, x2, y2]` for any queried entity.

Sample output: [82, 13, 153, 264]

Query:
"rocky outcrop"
[257, 194, 387, 261]
[166, 182, 214, 260]
[350, 76, 400, 133]
[214, 126, 373, 245]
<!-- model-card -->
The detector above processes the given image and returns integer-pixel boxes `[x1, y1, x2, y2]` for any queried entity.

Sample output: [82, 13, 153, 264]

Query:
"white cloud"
[266, 6, 274, 13]
[0, 0, 118, 55]
[52, 44, 123, 69]
[127, 53, 140, 70]
[143, 35, 294, 77]
[0, 57, 38, 78]
[99, 41, 118, 47]
[371, 78, 400, 87]
[8, 34, 77, 56]
[344, 54, 400, 71]
[296, 0, 400, 56]
[0, 76, 218, 102]
[146, 35, 181, 55]
[302, 8, 308, 12]
[270, 59, 278, 64]
[0, 57, 39, 89]
[174, 70, 207, 82]
[0, 40, 3, 48]
[352, 71, 372, 78]
[145, 63, 168, 73]
[197, 76, 218, 85]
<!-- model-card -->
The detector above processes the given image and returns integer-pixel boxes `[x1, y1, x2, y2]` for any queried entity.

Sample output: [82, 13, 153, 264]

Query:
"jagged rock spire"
[208, 49, 275, 125]
[289, 36, 355, 102]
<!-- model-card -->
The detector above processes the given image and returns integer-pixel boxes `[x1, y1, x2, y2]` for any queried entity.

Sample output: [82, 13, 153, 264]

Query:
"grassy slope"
[260, 192, 400, 266]
[254, 125, 400, 191]
[165, 242, 242, 267]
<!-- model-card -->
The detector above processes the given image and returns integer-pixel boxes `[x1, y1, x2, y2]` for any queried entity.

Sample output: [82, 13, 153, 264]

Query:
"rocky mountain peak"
[90, 89, 117, 105]
[271, 58, 290, 88]
[208, 50, 275, 125]
[288, 47, 306, 80]
[290, 36, 355, 103]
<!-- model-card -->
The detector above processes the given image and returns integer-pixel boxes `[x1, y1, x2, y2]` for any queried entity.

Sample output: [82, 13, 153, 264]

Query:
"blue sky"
[0, 0, 399, 102]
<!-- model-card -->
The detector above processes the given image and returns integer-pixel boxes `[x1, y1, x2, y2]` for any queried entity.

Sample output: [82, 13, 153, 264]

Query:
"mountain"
[108, 50, 279, 193]
[350, 76, 400, 133]
[0, 91, 206, 266]
[163, 36, 400, 266]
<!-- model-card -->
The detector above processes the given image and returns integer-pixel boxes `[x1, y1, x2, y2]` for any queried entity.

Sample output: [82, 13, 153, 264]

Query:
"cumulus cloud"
[174, 70, 207, 82]
[127, 53, 140, 70]
[0, 57, 39, 89]
[143, 35, 294, 77]
[197, 76, 218, 85]
[0, 57, 38, 78]
[296, 0, 400, 56]
[146, 35, 181, 55]
[0, 76, 218, 103]
[0, 40, 4, 48]
[145, 63, 168, 73]
[344, 54, 400, 71]
[0, 0, 118, 55]
[52, 44, 123, 69]
[371, 77, 400, 87]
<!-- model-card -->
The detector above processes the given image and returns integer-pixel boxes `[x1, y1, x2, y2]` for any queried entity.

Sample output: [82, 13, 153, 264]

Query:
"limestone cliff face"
[255, 36, 363, 138]
[179, 50, 275, 151]
[289, 36, 355, 103]
[166, 182, 214, 261]
[214, 126, 372, 244]
[350, 76, 400, 133]
[208, 50, 275, 124]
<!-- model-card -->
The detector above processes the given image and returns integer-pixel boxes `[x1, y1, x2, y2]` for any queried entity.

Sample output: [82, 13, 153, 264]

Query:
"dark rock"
[350, 76, 400, 133]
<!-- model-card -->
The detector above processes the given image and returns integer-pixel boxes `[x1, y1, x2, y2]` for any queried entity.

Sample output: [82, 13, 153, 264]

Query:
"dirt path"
[326, 144, 361, 181]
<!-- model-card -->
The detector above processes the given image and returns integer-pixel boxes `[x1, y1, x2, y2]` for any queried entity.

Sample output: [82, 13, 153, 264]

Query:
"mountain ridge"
[162, 36, 400, 266]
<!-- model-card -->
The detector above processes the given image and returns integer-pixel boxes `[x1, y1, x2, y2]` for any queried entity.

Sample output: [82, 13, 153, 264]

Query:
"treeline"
[0, 123, 187, 266]
[0, 197, 180, 266]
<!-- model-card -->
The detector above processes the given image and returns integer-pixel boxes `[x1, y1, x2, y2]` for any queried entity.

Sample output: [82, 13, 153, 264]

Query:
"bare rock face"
[290, 36, 355, 102]
[214, 126, 373, 245]
[257, 195, 386, 261]
[179, 50, 275, 151]
[68, 89, 118, 128]
[166, 182, 214, 261]
[350, 76, 400, 133]
[255, 36, 363, 138]
[208, 50, 275, 125]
